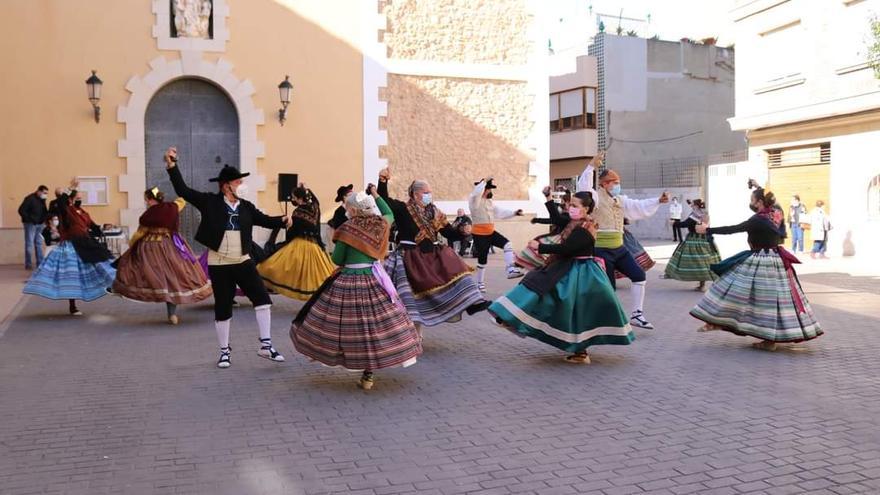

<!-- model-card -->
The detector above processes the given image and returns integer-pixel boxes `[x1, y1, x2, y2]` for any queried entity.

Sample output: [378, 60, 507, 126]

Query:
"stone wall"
[383, 0, 530, 64]
[382, 74, 534, 201]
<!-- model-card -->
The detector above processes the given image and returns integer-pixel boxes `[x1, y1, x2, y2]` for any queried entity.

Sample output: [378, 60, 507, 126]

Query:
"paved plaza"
[1, 245, 879, 495]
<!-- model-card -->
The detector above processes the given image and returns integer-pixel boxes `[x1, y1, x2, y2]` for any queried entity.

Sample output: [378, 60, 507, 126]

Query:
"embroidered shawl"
[405, 200, 448, 244]
[293, 202, 320, 226]
[333, 214, 390, 260]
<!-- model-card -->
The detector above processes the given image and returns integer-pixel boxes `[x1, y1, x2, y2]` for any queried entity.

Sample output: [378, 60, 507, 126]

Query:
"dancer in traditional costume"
[516, 187, 570, 271]
[327, 184, 353, 233]
[690, 183, 822, 350]
[617, 221, 655, 279]
[112, 188, 212, 324]
[469, 178, 525, 292]
[291, 187, 422, 390]
[377, 167, 489, 328]
[490, 191, 634, 364]
[663, 199, 720, 291]
[164, 147, 289, 368]
[258, 186, 335, 301]
[579, 151, 670, 330]
[23, 190, 115, 315]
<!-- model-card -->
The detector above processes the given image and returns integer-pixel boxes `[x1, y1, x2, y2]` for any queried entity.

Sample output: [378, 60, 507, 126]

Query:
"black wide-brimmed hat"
[209, 165, 250, 183]
[335, 184, 354, 202]
[474, 178, 497, 189]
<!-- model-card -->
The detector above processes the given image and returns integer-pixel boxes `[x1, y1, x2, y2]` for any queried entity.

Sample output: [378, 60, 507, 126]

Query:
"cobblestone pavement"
[1, 248, 879, 495]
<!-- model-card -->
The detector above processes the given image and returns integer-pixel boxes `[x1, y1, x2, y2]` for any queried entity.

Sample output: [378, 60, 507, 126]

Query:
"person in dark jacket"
[164, 147, 290, 369]
[327, 184, 354, 232]
[18, 185, 49, 269]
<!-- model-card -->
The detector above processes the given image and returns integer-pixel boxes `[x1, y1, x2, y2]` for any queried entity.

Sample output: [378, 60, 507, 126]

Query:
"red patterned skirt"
[291, 269, 422, 371]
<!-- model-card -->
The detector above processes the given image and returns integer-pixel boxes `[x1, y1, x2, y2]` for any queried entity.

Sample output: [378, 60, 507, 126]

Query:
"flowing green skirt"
[489, 259, 634, 353]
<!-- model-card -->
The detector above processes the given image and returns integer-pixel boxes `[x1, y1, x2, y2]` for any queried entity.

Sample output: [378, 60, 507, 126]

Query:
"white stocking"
[215, 318, 231, 349]
[255, 304, 272, 341]
[630, 281, 646, 314]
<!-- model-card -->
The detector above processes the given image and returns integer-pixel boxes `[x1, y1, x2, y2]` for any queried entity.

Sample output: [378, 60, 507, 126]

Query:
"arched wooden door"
[144, 78, 239, 252]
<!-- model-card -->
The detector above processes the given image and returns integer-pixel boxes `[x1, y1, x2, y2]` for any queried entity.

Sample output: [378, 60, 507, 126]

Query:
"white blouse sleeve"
[621, 196, 661, 221]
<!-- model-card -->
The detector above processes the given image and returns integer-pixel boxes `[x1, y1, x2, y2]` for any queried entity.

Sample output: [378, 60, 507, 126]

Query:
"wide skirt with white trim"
[489, 258, 634, 353]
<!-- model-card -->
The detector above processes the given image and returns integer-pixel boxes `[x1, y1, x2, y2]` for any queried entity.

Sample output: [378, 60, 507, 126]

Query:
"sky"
[545, 0, 734, 65]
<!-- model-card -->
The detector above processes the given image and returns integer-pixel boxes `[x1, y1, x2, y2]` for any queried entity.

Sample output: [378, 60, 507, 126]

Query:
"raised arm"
[576, 152, 604, 193]
[164, 148, 210, 209]
[375, 195, 394, 225]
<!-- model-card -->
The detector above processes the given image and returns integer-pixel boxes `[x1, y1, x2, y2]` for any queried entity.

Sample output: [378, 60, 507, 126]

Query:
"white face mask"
[52, 219, 60, 227]
[39, 193, 48, 200]
[233, 183, 248, 198]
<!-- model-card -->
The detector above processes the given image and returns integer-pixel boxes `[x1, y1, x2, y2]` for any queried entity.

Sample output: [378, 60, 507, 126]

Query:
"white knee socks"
[215, 318, 231, 349]
[503, 242, 515, 269]
[630, 281, 646, 314]
[476, 264, 486, 284]
[255, 304, 272, 341]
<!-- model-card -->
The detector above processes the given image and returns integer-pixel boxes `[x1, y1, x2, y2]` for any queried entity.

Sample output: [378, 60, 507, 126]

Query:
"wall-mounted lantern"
[85, 70, 103, 123]
[278, 75, 293, 126]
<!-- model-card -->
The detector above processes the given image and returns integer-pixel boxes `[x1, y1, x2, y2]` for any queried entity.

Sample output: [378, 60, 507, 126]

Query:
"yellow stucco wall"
[0, 0, 363, 228]
[384, 0, 530, 64]
[383, 74, 533, 201]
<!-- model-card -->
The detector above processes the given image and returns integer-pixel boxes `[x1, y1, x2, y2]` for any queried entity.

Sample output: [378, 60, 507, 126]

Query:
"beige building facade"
[0, 0, 549, 263]
[728, 0, 880, 255]
[549, 55, 599, 190]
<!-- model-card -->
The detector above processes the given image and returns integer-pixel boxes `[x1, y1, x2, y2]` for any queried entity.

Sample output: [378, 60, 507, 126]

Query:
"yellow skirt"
[258, 238, 336, 301]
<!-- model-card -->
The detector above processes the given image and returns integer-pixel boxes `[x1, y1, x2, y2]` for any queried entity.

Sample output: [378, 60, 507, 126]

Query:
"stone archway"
[116, 52, 266, 233]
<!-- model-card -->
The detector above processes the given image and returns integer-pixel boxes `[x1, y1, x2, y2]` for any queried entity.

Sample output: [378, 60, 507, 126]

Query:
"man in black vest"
[164, 147, 290, 369]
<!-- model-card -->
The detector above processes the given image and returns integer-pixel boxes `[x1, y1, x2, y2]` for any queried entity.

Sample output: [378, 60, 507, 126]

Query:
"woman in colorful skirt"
[490, 191, 634, 364]
[663, 199, 720, 291]
[690, 185, 822, 351]
[291, 187, 421, 390]
[112, 188, 212, 324]
[377, 167, 489, 329]
[23, 190, 115, 315]
[258, 185, 335, 301]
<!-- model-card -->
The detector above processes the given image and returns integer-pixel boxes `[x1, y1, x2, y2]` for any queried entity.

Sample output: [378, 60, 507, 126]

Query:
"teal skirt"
[489, 259, 634, 353]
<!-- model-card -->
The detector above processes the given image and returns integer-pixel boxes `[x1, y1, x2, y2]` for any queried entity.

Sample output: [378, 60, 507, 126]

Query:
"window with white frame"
[549, 87, 597, 133]
[759, 20, 804, 83]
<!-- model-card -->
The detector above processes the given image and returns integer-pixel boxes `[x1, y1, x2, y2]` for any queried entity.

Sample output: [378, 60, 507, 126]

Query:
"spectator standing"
[669, 196, 683, 242]
[788, 194, 807, 253]
[18, 185, 49, 269]
[809, 200, 831, 259]
[452, 208, 473, 257]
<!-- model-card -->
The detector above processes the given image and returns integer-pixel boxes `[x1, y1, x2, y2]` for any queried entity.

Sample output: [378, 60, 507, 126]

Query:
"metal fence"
[610, 149, 747, 189]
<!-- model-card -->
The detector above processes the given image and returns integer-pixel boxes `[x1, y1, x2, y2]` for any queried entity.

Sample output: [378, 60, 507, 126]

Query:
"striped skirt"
[23, 242, 116, 301]
[291, 269, 421, 370]
[664, 233, 721, 282]
[112, 233, 212, 304]
[515, 233, 559, 271]
[384, 248, 484, 327]
[690, 249, 822, 342]
[489, 258, 634, 353]
[619, 230, 655, 279]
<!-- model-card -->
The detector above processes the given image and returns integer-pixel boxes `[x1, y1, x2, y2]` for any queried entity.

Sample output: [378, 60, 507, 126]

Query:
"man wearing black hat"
[164, 147, 290, 369]
[469, 177, 524, 292]
[327, 184, 354, 232]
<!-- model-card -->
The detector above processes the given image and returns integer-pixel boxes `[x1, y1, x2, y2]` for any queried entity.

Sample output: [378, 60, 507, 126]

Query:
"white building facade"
[727, 0, 880, 256]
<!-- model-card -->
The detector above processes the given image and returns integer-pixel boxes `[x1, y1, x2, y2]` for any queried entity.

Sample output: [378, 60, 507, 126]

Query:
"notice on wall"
[76, 176, 109, 205]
